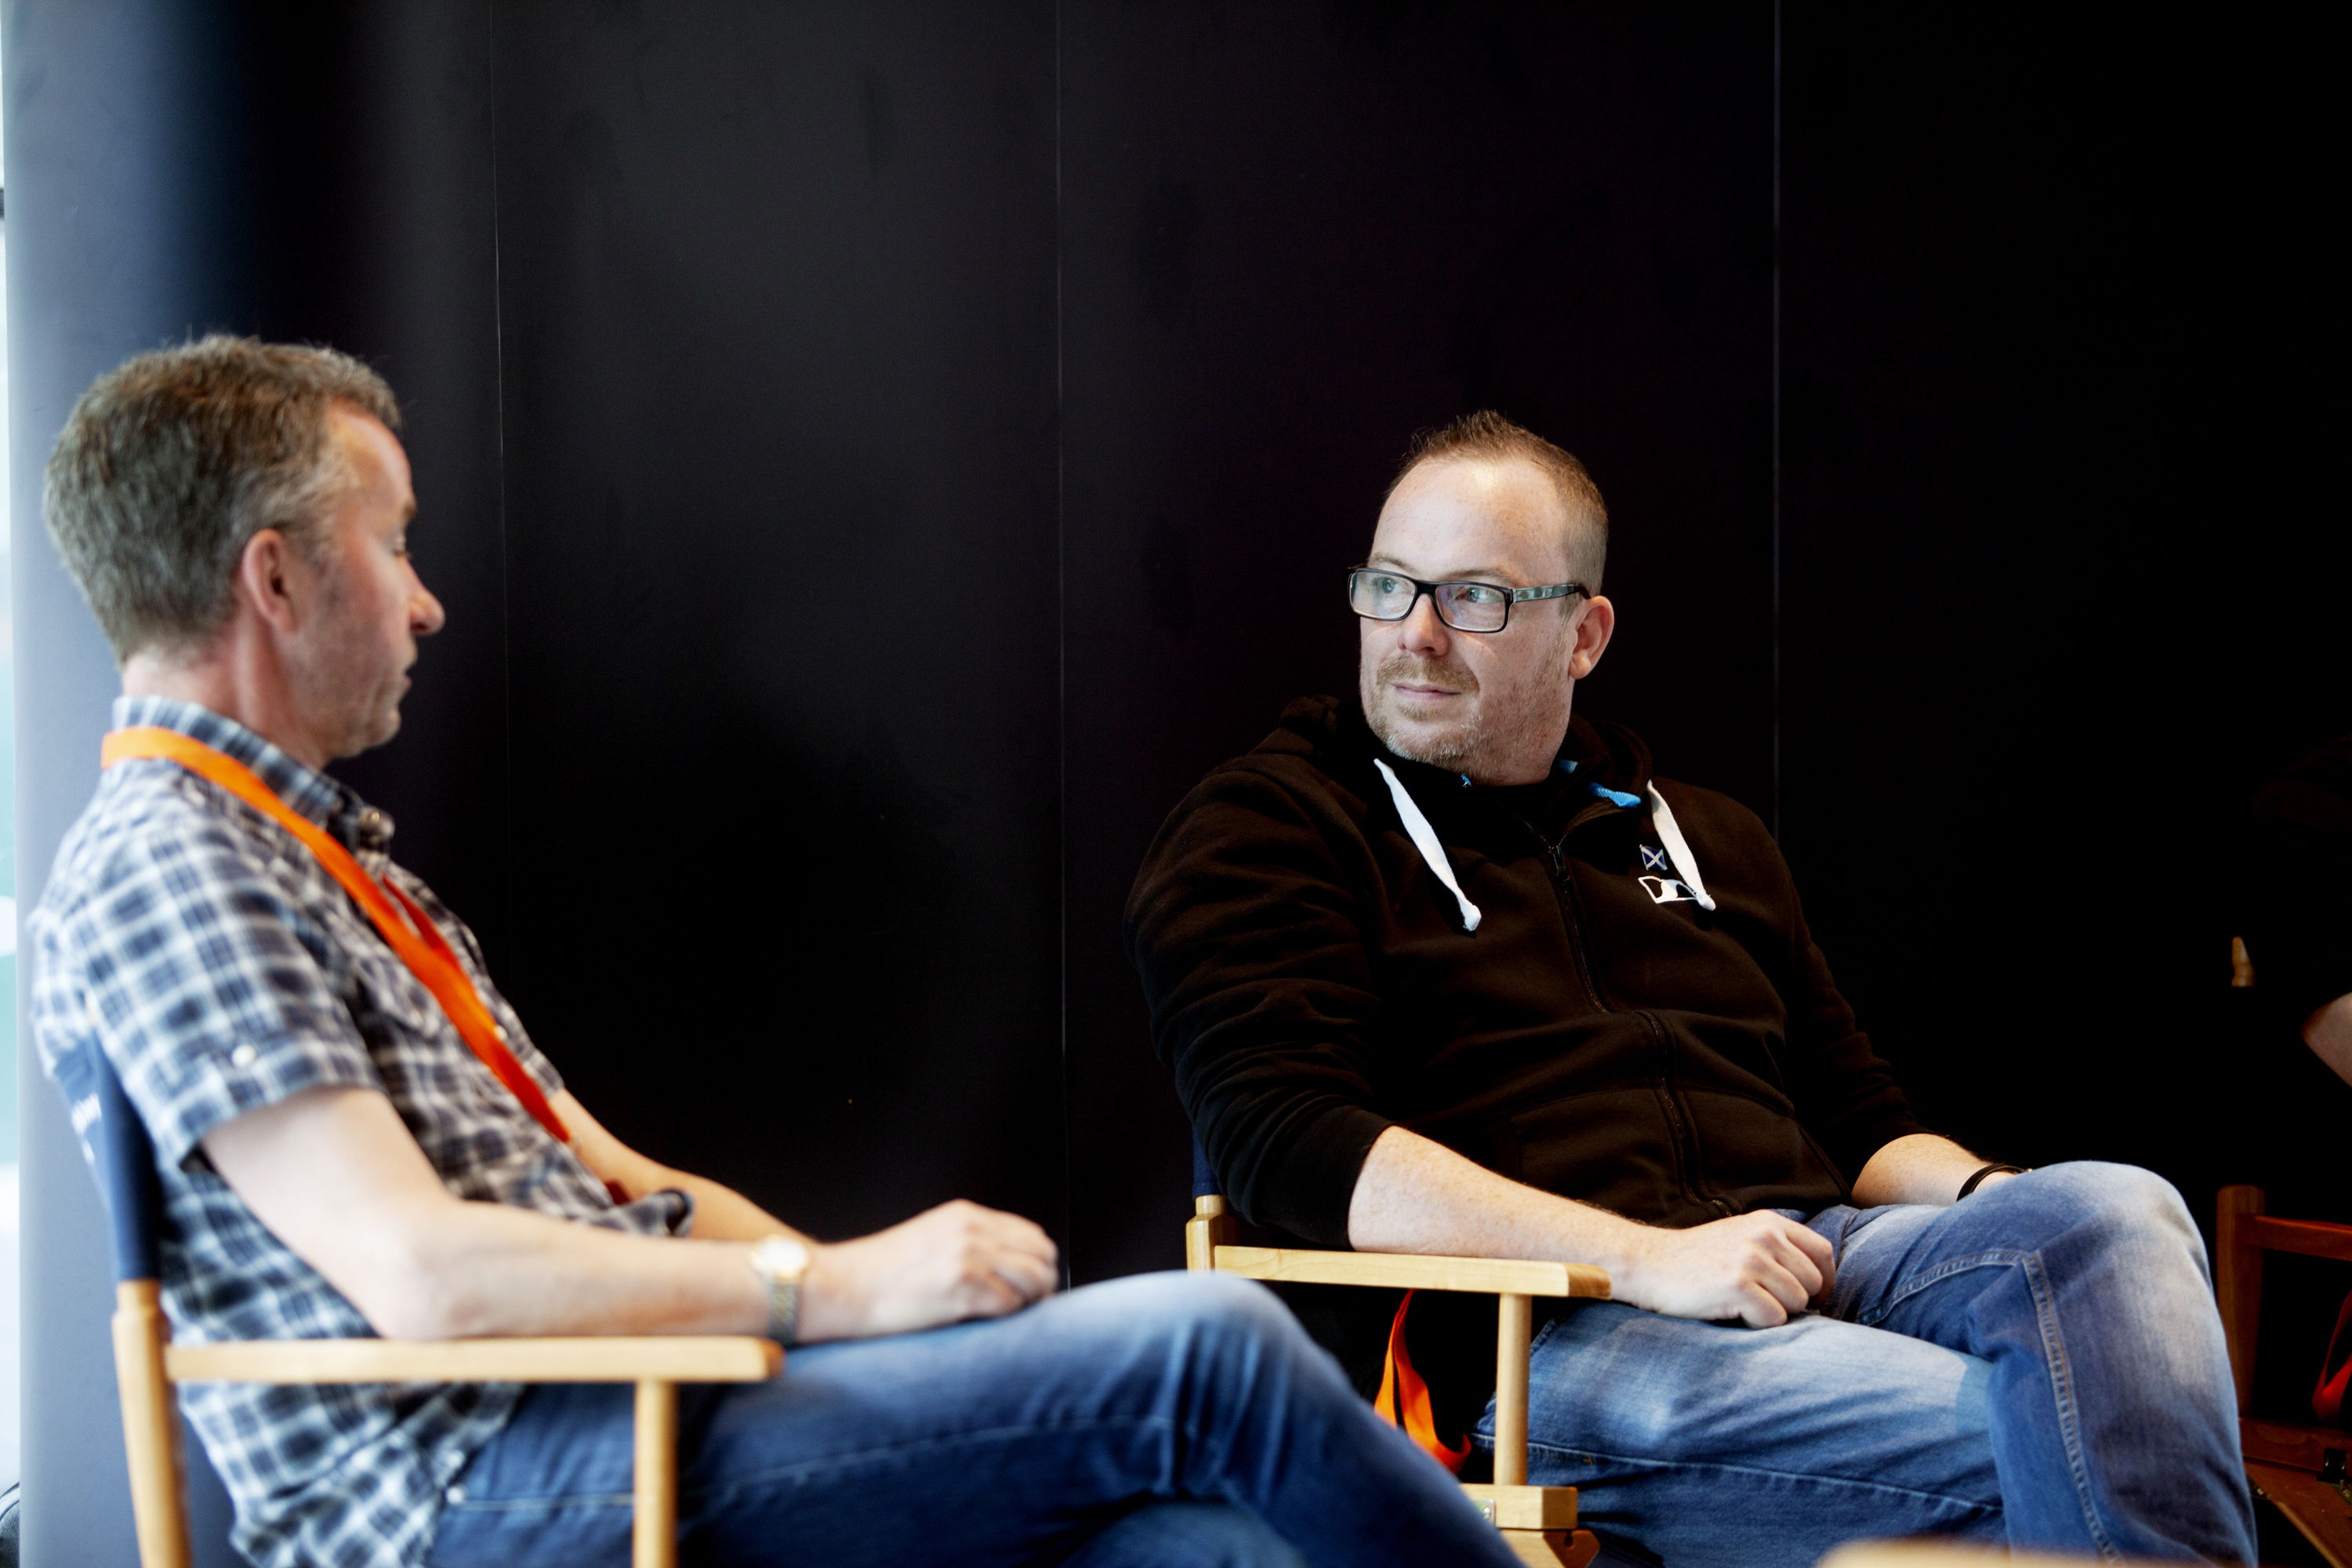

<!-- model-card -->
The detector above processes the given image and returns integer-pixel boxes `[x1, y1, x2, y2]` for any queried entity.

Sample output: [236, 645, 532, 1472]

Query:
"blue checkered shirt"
[30, 697, 691, 1568]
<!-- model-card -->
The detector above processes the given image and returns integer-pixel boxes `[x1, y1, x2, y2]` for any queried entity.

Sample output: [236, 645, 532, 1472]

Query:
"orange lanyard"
[101, 726, 578, 1152]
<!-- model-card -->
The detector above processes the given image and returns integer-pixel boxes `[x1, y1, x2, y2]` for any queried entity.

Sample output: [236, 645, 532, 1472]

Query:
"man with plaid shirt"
[28, 337, 1523, 1568]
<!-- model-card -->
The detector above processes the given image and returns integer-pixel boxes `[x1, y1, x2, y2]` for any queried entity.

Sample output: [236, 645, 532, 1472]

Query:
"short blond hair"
[1389, 411, 1608, 590]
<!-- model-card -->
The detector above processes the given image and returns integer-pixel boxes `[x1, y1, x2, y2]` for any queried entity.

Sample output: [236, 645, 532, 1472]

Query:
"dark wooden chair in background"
[2216, 1183, 2352, 1567]
[1185, 1144, 1611, 1567]
[68, 1045, 781, 1568]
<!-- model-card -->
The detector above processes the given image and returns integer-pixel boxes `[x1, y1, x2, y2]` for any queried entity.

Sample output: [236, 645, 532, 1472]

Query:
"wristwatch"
[748, 1236, 812, 1345]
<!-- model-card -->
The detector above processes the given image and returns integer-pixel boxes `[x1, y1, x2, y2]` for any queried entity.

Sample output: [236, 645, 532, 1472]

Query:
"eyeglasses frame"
[1345, 568, 1589, 634]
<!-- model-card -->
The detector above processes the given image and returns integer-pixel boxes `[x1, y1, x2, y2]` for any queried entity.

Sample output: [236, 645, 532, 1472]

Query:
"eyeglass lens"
[1347, 570, 1512, 633]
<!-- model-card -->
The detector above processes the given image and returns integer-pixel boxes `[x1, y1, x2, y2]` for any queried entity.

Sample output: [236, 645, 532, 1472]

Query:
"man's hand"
[796, 1200, 1060, 1343]
[1608, 1210, 1836, 1327]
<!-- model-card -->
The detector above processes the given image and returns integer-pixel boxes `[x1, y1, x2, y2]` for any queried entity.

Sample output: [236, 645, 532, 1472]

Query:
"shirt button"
[230, 1044, 259, 1068]
[445, 1484, 466, 1504]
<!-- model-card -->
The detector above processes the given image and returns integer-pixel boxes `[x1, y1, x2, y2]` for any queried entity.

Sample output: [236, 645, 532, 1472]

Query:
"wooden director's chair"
[2215, 1184, 2352, 1567]
[71, 1047, 781, 1568]
[1185, 1145, 1612, 1567]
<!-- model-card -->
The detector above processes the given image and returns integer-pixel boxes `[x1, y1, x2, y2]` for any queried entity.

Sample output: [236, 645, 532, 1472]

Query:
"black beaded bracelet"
[1955, 1163, 2027, 1200]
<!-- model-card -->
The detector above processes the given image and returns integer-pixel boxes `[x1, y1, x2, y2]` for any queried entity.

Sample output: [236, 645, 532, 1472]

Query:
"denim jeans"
[426, 1269, 1515, 1568]
[1486, 1162, 2257, 1566]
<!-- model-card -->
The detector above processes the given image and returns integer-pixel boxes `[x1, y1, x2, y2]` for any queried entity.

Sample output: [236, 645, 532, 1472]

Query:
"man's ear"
[1568, 595, 1615, 681]
[234, 528, 310, 636]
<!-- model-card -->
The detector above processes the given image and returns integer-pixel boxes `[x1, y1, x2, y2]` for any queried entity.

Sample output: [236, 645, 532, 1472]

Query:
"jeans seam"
[1857, 1247, 2119, 1562]
[2019, 1250, 2118, 1563]
[444, 1494, 631, 1515]
[1520, 1436, 2003, 1518]
[450, 1414, 1180, 1520]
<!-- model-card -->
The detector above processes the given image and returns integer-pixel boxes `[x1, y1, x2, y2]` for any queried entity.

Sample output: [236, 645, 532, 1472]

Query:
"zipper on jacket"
[1635, 1007, 1711, 1210]
[1506, 812, 1616, 1012]
[1506, 800, 1728, 1218]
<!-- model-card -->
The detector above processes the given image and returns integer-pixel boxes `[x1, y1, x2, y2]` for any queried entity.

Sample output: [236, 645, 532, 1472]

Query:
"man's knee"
[1986, 1161, 2203, 1268]
[1069, 1270, 1303, 1353]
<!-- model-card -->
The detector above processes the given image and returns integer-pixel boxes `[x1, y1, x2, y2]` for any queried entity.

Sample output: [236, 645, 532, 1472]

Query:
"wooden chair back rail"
[2212, 1184, 2352, 1568]
[113, 1278, 779, 1568]
[1187, 1194, 1606, 1567]
[2239, 1215, 2352, 1265]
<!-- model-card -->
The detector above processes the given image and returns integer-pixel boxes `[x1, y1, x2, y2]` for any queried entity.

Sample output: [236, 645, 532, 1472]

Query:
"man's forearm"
[633, 1166, 811, 1246]
[1347, 1126, 1651, 1274]
[551, 1089, 808, 1244]
[395, 1200, 771, 1339]
[210, 1085, 1059, 1347]
[1345, 1126, 1842, 1325]
[207, 1087, 775, 1341]
[1849, 1131, 2005, 1207]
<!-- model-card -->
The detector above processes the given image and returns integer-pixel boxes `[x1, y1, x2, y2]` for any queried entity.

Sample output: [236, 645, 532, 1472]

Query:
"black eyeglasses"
[1345, 568, 1587, 634]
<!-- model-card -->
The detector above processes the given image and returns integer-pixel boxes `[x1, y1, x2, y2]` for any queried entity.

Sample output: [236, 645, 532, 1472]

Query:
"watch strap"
[750, 1240, 808, 1345]
[1956, 1163, 2028, 1201]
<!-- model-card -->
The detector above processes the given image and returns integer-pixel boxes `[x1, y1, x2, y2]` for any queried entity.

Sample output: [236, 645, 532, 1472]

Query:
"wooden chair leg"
[114, 1279, 194, 1568]
[1494, 1292, 1532, 1486]
[2216, 1185, 2264, 1414]
[1475, 1292, 1600, 1566]
[633, 1378, 680, 1568]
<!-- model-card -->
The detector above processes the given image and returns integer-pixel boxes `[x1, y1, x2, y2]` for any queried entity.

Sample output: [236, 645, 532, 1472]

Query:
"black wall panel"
[1058, 4, 1775, 1280]
[1777, 10, 2351, 1224]
[482, 2, 1063, 1240]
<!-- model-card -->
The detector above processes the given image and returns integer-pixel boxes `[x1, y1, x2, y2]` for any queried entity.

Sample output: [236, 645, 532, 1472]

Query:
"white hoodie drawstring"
[1646, 783, 1718, 912]
[1376, 760, 1715, 927]
[1373, 760, 1483, 932]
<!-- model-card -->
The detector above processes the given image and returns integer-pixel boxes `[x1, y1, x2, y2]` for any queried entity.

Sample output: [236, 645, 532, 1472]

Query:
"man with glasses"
[1127, 411, 2255, 1566]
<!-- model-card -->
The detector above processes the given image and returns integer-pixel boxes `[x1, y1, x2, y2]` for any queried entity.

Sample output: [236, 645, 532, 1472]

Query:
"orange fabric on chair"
[1374, 1290, 1470, 1473]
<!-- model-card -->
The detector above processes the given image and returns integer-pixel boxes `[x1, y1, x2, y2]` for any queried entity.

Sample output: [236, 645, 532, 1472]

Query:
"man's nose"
[1398, 591, 1450, 655]
[410, 577, 447, 637]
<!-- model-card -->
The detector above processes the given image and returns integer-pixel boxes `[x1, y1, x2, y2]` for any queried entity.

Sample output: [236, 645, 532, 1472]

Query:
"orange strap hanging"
[102, 726, 586, 1160]
[2317, 1289, 2352, 1425]
[1374, 1289, 1470, 1473]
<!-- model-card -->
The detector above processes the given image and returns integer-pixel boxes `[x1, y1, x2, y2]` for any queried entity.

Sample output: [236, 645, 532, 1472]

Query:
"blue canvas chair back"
[52, 1038, 167, 1285]
[1192, 1137, 1219, 1200]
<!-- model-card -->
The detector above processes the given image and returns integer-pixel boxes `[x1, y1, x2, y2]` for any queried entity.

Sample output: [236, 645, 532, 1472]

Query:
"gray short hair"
[43, 335, 403, 662]
[1389, 411, 1609, 591]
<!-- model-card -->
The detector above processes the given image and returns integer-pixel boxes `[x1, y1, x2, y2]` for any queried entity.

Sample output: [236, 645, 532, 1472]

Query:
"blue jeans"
[1488, 1162, 2257, 1566]
[426, 1269, 1516, 1567]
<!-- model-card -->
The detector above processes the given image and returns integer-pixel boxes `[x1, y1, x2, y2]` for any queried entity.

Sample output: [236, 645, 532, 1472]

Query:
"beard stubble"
[1363, 626, 1577, 778]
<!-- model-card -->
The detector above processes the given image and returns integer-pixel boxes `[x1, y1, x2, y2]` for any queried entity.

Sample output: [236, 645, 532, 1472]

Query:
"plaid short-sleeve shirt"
[30, 697, 691, 1568]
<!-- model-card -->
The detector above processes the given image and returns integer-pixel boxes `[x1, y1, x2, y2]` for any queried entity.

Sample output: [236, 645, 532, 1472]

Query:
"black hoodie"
[1126, 696, 1928, 1418]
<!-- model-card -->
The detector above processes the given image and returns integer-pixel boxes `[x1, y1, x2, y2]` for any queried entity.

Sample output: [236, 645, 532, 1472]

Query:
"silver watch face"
[754, 1236, 811, 1279]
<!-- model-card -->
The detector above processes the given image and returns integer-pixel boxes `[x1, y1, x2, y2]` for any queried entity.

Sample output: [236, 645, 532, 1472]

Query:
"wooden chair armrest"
[1211, 1244, 1609, 1299]
[167, 1335, 782, 1385]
